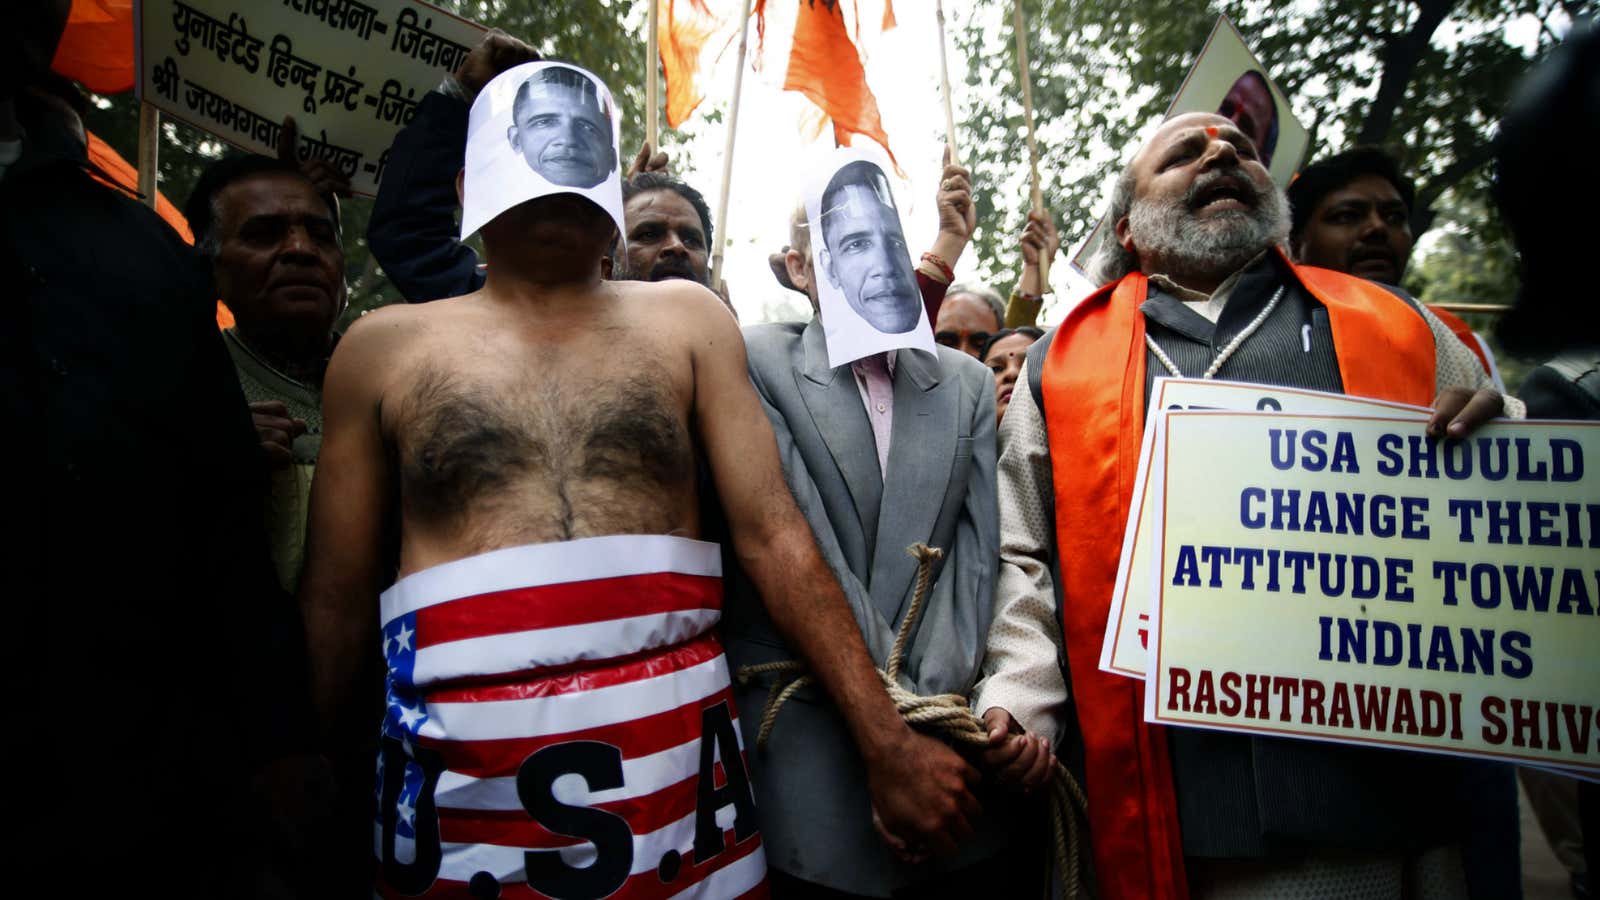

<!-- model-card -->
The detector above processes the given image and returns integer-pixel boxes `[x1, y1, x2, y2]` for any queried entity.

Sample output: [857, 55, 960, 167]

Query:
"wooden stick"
[709, 0, 754, 291]
[136, 103, 160, 210]
[1012, 0, 1048, 287]
[935, 0, 959, 163]
[1431, 303, 1511, 315]
[646, 0, 660, 152]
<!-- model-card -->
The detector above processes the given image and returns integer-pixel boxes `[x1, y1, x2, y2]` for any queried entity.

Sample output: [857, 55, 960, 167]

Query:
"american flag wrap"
[373, 534, 768, 899]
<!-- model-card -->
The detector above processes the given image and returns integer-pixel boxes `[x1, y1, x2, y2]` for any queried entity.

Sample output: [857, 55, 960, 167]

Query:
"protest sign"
[1069, 15, 1309, 278]
[136, 0, 486, 196]
[1146, 411, 1600, 773]
[459, 61, 626, 242]
[1100, 379, 1429, 679]
[805, 147, 937, 368]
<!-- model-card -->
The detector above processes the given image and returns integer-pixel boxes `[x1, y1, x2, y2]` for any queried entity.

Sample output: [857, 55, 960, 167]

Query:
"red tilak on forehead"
[1206, 126, 1219, 138]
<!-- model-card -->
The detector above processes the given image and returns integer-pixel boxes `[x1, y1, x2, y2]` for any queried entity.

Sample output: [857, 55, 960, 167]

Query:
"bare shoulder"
[613, 278, 728, 317]
[325, 300, 450, 411]
[332, 303, 416, 372]
[614, 279, 743, 350]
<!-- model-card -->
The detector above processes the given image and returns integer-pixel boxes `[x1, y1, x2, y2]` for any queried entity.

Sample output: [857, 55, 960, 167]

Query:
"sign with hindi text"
[136, 0, 487, 196]
[1146, 411, 1600, 774]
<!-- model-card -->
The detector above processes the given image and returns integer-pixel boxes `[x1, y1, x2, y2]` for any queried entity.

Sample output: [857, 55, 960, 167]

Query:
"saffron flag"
[52, 0, 137, 95]
[373, 535, 768, 898]
[85, 130, 193, 243]
[659, 0, 736, 129]
[755, 0, 898, 167]
[83, 130, 236, 328]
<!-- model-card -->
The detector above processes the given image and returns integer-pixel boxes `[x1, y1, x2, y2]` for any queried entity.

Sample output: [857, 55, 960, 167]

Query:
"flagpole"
[935, 0, 959, 163]
[136, 103, 160, 210]
[646, 0, 661, 151]
[1012, 0, 1048, 287]
[709, 0, 754, 291]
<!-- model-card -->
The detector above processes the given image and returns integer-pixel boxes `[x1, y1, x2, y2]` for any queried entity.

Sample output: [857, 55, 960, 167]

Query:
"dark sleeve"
[367, 90, 486, 303]
[917, 269, 949, 325]
[1518, 364, 1600, 420]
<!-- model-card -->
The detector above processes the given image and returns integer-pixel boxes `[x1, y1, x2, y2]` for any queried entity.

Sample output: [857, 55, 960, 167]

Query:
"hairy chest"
[387, 343, 696, 528]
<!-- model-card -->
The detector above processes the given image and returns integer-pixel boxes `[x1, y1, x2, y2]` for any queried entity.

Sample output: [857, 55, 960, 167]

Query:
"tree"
[1404, 186, 1537, 387]
[952, 0, 1589, 311]
[81, 0, 658, 325]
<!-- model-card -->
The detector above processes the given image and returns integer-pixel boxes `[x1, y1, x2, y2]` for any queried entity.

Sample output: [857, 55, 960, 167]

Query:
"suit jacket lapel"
[868, 348, 954, 624]
[797, 320, 884, 562]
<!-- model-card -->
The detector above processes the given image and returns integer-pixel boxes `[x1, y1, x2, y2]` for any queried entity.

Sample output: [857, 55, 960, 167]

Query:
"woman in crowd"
[981, 326, 1043, 425]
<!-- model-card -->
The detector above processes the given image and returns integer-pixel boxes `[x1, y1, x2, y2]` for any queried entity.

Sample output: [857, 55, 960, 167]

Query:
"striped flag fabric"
[373, 535, 768, 899]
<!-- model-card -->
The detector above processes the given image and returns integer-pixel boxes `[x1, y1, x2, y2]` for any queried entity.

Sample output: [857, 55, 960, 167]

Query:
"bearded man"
[972, 112, 1519, 900]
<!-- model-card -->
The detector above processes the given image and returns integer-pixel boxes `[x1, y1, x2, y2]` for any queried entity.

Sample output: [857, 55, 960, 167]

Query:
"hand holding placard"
[1145, 411, 1599, 773]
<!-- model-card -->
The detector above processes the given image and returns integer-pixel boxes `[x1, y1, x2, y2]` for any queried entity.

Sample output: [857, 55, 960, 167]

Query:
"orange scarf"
[1039, 256, 1436, 900]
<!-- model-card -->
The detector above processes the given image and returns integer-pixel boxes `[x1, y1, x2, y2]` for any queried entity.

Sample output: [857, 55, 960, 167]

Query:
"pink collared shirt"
[850, 350, 896, 476]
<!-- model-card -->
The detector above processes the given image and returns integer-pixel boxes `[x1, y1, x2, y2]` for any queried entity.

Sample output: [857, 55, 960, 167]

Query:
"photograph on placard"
[1217, 70, 1280, 168]
[460, 60, 625, 241]
[1070, 15, 1309, 279]
[804, 147, 937, 368]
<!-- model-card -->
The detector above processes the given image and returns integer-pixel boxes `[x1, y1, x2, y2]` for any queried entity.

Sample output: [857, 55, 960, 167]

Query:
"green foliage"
[1404, 187, 1537, 390]
[953, 0, 1587, 316]
[1404, 189, 1519, 309]
[82, 0, 653, 322]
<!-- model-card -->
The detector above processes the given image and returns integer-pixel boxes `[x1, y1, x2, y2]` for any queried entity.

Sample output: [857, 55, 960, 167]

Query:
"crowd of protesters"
[5, 2, 1597, 897]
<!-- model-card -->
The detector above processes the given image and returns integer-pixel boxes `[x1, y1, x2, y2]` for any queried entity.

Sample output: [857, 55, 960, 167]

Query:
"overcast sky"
[666, 0, 1096, 325]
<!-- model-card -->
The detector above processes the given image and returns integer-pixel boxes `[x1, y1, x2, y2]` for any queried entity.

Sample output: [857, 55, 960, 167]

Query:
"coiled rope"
[735, 543, 1090, 897]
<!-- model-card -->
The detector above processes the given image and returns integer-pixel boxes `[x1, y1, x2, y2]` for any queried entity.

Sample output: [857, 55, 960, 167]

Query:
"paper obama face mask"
[460, 61, 625, 241]
[807, 149, 936, 367]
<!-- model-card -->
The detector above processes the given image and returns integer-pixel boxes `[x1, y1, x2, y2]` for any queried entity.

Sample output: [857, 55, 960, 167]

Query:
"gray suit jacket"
[723, 318, 1003, 896]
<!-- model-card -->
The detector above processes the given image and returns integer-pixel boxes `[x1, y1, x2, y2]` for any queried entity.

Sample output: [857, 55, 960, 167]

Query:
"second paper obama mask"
[807, 150, 935, 367]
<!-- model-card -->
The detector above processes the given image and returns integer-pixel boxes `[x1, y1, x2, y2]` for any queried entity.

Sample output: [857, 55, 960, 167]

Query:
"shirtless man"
[300, 65, 979, 899]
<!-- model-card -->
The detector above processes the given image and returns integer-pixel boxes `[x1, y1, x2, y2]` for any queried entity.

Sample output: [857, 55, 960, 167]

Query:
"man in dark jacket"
[2, 5, 318, 894]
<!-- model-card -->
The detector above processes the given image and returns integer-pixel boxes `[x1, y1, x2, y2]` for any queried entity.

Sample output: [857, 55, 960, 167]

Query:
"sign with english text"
[1100, 379, 1429, 680]
[136, 0, 487, 196]
[1146, 411, 1600, 774]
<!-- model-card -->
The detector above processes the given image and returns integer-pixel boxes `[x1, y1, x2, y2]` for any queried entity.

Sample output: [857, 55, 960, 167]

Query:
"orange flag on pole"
[755, 0, 898, 168]
[85, 130, 193, 243]
[51, 0, 137, 95]
[85, 130, 237, 329]
[659, 0, 736, 129]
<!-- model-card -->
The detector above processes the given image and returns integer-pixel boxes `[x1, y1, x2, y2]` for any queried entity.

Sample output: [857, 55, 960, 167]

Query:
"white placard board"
[136, 0, 487, 196]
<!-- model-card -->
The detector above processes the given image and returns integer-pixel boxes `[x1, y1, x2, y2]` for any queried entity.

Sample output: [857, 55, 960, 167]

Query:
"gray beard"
[1128, 176, 1291, 288]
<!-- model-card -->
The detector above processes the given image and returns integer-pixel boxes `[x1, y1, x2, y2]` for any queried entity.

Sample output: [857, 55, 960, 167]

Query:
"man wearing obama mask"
[506, 63, 616, 190]
[819, 159, 923, 335]
[302, 61, 976, 898]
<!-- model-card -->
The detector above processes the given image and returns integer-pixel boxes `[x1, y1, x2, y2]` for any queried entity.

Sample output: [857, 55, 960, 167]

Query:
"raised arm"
[682, 289, 982, 856]
[366, 90, 481, 302]
[368, 31, 536, 302]
[1006, 209, 1059, 328]
[297, 310, 402, 735]
[916, 144, 975, 324]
